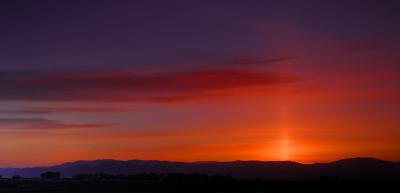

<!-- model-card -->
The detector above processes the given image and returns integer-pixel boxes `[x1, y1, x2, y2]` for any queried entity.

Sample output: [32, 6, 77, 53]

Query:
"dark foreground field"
[0, 179, 399, 193]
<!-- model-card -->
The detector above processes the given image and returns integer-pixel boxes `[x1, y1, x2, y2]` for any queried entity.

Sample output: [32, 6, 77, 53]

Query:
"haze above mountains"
[1, 158, 399, 180]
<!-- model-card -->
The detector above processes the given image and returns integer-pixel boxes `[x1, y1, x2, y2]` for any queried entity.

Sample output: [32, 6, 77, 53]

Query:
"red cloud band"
[0, 69, 297, 102]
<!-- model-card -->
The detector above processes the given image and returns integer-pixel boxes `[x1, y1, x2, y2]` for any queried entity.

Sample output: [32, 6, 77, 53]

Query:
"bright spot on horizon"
[279, 137, 291, 161]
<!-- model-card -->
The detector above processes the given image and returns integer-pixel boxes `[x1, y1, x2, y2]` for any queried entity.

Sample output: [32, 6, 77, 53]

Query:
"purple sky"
[1, 0, 400, 166]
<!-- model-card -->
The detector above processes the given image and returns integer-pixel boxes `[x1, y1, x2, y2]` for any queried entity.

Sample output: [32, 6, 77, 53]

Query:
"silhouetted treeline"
[72, 172, 234, 182]
[1, 174, 400, 193]
[41, 172, 61, 180]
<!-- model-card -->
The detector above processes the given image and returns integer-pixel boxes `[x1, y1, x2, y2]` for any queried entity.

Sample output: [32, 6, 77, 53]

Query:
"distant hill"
[0, 168, 16, 176]
[2, 158, 400, 180]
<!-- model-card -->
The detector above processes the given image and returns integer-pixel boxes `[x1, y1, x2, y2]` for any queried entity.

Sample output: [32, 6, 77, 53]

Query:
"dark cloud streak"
[0, 69, 297, 103]
[225, 56, 296, 66]
[0, 107, 137, 115]
[0, 118, 106, 130]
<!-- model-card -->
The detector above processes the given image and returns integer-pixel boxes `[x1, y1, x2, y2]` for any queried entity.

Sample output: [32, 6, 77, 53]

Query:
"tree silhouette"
[40, 171, 61, 180]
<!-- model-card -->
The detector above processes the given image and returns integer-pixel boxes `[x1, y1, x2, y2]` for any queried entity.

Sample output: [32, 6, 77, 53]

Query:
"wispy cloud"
[224, 56, 296, 66]
[0, 118, 107, 130]
[0, 107, 137, 115]
[0, 69, 297, 103]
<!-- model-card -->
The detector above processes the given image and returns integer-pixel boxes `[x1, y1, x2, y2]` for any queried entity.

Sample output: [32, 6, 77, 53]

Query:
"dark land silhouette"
[0, 157, 399, 193]
[2, 157, 400, 180]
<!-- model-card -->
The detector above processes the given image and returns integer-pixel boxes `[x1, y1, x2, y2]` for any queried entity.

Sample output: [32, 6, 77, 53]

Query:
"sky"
[1, 0, 400, 167]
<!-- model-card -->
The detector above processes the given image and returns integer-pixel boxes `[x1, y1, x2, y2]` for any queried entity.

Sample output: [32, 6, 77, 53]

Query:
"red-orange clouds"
[0, 69, 297, 102]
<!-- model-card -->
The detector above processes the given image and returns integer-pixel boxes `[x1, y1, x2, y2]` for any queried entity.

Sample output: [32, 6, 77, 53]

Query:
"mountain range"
[1, 158, 399, 180]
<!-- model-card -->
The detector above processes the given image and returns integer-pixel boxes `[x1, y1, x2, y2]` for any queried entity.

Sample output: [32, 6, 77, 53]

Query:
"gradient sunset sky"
[1, 0, 400, 167]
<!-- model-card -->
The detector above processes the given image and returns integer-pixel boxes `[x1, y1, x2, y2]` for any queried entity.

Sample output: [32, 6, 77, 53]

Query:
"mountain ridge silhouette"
[2, 157, 399, 180]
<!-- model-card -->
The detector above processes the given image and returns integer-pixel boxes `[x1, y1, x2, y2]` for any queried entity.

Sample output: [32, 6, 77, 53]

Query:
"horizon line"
[2, 157, 397, 169]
